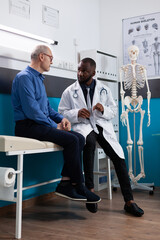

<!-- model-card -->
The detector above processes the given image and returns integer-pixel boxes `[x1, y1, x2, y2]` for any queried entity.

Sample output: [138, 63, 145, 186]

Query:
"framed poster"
[9, 0, 30, 19]
[42, 5, 59, 28]
[123, 12, 160, 78]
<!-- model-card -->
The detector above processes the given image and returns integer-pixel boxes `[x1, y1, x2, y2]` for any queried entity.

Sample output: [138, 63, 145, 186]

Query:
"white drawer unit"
[93, 148, 114, 194]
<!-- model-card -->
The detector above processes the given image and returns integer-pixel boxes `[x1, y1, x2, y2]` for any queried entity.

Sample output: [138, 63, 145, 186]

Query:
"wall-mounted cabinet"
[80, 49, 117, 81]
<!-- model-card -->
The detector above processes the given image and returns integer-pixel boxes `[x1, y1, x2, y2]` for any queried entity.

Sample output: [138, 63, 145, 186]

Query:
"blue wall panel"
[0, 95, 63, 207]
[0, 94, 15, 135]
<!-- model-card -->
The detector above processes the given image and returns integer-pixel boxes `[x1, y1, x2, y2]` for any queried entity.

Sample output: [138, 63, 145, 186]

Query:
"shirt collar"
[80, 79, 95, 90]
[27, 66, 45, 81]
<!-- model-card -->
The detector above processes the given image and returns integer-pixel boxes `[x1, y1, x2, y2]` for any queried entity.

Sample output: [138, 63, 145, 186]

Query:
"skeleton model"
[120, 45, 151, 187]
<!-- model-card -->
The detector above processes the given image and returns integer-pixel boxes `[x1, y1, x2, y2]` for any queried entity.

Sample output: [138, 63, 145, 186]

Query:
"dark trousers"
[83, 125, 133, 202]
[15, 119, 85, 184]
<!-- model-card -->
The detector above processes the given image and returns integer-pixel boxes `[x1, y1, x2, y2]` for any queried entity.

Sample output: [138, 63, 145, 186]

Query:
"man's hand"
[57, 118, 71, 131]
[93, 103, 104, 113]
[78, 108, 90, 119]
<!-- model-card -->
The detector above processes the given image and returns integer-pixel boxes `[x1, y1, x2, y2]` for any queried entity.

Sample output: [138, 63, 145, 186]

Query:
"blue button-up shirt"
[11, 66, 63, 128]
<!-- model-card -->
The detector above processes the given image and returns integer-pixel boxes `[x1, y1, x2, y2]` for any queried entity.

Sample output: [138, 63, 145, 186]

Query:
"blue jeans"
[15, 119, 85, 184]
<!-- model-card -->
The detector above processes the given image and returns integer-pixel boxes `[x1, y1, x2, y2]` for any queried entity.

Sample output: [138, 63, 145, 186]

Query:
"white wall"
[1, 0, 160, 76]
[0, 0, 100, 77]
[99, 0, 160, 72]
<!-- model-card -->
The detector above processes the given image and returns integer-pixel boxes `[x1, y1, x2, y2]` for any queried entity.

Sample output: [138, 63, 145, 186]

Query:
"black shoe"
[75, 184, 101, 203]
[55, 181, 87, 201]
[86, 203, 98, 213]
[124, 203, 144, 217]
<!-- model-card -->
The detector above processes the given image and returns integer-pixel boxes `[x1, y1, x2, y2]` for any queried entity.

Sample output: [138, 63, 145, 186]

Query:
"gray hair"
[31, 45, 50, 60]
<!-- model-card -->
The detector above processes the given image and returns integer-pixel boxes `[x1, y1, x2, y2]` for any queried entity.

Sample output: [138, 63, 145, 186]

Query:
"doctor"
[59, 57, 144, 216]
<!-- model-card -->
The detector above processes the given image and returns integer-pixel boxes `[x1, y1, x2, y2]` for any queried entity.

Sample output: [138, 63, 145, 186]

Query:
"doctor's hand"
[57, 118, 71, 131]
[78, 108, 90, 119]
[93, 103, 104, 113]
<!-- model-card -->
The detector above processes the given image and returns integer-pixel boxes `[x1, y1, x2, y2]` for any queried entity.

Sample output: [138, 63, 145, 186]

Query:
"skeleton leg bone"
[125, 109, 133, 145]
[132, 109, 145, 182]
[137, 109, 145, 145]
[127, 145, 135, 182]
[134, 146, 145, 182]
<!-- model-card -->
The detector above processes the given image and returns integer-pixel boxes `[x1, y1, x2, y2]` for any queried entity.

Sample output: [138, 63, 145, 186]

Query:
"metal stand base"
[111, 181, 155, 195]
[131, 182, 154, 192]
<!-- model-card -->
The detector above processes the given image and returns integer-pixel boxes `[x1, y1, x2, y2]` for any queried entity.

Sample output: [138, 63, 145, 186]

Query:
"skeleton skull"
[128, 45, 139, 61]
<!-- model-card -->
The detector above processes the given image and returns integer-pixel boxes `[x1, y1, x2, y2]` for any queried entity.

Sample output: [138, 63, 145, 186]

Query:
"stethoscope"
[73, 89, 78, 98]
[100, 87, 108, 104]
[73, 87, 107, 98]
[100, 87, 107, 96]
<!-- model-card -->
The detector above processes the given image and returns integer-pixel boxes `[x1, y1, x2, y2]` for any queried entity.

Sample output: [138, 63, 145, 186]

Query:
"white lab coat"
[58, 80, 124, 159]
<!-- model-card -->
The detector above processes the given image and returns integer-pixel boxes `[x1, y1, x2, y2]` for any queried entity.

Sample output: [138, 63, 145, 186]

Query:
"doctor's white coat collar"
[71, 79, 102, 105]
[71, 80, 98, 106]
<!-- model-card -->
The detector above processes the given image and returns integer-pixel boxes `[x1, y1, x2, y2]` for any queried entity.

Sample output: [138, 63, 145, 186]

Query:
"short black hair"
[81, 58, 96, 69]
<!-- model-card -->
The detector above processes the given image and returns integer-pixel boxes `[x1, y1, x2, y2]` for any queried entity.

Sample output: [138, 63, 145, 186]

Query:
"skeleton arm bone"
[120, 67, 126, 112]
[144, 68, 151, 127]
[120, 67, 127, 125]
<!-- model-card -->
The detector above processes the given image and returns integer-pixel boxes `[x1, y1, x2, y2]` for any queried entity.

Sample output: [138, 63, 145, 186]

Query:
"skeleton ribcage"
[123, 64, 146, 90]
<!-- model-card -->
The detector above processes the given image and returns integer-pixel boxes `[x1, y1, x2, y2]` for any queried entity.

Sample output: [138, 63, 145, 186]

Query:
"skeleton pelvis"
[124, 95, 143, 112]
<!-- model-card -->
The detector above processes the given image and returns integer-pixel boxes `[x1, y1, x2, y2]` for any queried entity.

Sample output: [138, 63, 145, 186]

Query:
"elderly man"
[58, 57, 144, 216]
[11, 45, 100, 206]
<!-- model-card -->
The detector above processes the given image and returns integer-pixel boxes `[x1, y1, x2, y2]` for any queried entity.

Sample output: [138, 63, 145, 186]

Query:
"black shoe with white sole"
[75, 184, 101, 203]
[55, 181, 87, 201]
